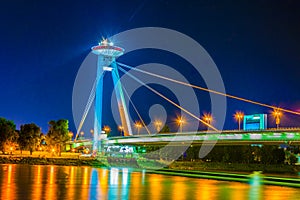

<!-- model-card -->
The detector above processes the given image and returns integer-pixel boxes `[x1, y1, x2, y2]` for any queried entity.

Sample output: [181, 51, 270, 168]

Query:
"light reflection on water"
[0, 164, 299, 200]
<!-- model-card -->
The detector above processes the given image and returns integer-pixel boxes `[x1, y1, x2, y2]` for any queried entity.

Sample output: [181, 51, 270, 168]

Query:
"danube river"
[0, 164, 299, 199]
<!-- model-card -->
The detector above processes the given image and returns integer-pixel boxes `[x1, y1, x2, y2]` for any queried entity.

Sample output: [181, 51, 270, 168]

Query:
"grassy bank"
[168, 161, 300, 175]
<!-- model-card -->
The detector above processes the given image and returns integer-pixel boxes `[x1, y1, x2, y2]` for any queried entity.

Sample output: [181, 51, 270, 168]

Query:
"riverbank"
[1, 154, 299, 175]
[168, 161, 300, 175]
[0, 155, 104, 166]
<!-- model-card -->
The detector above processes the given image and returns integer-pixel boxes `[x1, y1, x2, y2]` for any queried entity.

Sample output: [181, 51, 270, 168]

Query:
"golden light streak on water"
[230, 182, 248, 200]
[4, 165, 16, 200]
[194, 179, 218, 200]
[99, 168, 108, 191]
[66, 166, 75, 200]
[148, 174, 163, 199]
[131, 171, 141, 187]
[50, 165, 54, 184]
[70, 166, 75, 184]
[81, 166, 90, 199]
[263, 185, 296, 200]
[36, 165, 41, 184]
[45, 165, 55, 200]
[32, 165, 42, 200]
[129, 171, 141, 199]
[7, 164, 11, 184]
[83, 166, 89, 185]
[171, 176, 187, 200]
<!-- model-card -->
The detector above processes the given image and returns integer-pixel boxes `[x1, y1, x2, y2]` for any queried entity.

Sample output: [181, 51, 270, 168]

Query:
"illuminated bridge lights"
[70, 130, 300, 148]
[219, 134, 241, 140]
[102, 130, 300, 145]
[233, 134, 243, 139]
[286, 133, 296, 139]
[249, 134, 262, 140]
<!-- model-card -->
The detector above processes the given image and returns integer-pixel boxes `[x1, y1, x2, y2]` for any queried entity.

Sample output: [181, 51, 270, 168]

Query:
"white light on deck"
[103, 66, 113, 71]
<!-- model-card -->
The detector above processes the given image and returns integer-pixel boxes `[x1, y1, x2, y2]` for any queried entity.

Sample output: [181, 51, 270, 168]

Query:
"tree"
[261, 145, 285, 164]
[46, 119, 70, 156]
[159, 125, 170, 133]
[18, 123, 41, 155]
[0, 117, 17, 154]
[289, 154, 298, 165]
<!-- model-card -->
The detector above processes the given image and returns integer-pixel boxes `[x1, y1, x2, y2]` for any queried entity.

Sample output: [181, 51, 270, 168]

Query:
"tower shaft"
[93, 59, 104, 152]
[111, 62, 133, 136]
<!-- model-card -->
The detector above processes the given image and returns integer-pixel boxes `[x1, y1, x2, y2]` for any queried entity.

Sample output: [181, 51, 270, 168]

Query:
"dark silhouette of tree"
[46, 119, 70, 156]
[18, 123, 41, 155]
[159, 125, 170, 133]
[260, 145, 285, 164]
[0, 117, 17, 154]
[289, 154, 297, 165]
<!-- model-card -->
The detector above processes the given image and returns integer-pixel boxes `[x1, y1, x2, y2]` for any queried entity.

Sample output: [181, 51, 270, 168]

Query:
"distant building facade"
[243, 114, 267, 130]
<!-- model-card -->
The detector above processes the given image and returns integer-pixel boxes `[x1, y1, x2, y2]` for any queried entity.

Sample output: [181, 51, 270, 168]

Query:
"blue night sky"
[1, 0, 300, 135]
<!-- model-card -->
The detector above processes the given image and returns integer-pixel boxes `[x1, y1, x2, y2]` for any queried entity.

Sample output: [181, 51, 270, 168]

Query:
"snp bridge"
[103, 128, 300, 146]
[73, 39, 300, 153]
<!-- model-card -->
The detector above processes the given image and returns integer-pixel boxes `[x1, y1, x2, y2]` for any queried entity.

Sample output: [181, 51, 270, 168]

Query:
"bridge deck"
[104, 129, 300, 146]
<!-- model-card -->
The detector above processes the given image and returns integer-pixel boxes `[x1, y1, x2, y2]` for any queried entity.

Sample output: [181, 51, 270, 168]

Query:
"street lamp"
[176, 116, 185, 133]
[234, 111, 244, 130]
[202, 113, 213, 127]
[118, 125, 124, 136]
[103, 125, 111, 134]
[154, 120, 162, 133]
[80, 131, 84, 139]
[68, 131, 73, 141]
[135, 121, 142, 135]
[90, 129, 94, 136]
[272, 108, 282, 129]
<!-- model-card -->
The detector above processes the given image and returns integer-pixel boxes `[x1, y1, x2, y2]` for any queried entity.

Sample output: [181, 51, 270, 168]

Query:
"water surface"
[0, 164, 299, 199]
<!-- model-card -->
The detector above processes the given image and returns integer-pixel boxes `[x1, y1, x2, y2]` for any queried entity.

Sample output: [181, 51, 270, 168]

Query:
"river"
[0, 164, 299, 199]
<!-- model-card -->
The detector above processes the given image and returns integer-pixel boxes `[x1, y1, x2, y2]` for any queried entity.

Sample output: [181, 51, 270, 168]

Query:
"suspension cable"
[118, 66, 220, 132]
[118, 62, 300, 116]
[75, 72, 106, 140]
[121, 84, 151, 135]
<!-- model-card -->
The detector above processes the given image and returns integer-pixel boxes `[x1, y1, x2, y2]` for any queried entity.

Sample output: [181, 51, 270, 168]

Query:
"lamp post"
[135, 121, 142, 135]
[234, 111, 244, 130]
[68, 131, 73, 141]
[80, 131, 84, 140]
[202, 113, 213, 128]
[272, 108, 282, 129]
[176, 116, 185, 133]
[103, 125, 111, 135]
[118, 125, 124, 136]
[90, 129, 94, 136]
[154, 120, 162, 133]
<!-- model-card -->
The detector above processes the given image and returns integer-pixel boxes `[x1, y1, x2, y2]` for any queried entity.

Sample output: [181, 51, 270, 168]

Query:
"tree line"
[141, 144, 299, 165]
[0, 117, 70, 156]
